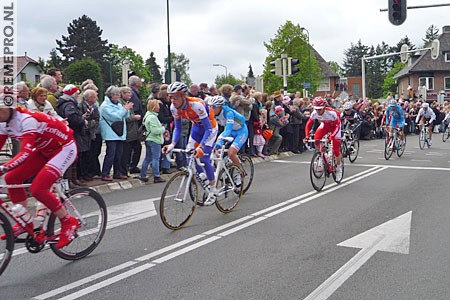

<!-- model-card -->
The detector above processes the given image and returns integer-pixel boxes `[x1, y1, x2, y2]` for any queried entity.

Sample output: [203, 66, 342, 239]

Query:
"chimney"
[443, 26, 450, 33]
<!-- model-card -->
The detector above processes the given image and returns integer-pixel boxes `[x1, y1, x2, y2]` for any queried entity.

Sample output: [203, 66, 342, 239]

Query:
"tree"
[247, 64, 255, 78]
[342, 40, 369, 77]
[262, 20, 320, 94]
[145, 52, 162, 84]
[56, 15, 110, 87]
[108, 45, 150, 85]
[64, 57, 103, 98]
[46, 48, 63, 70]
[382, 61, 406, 97]
[422, 25, 439, 48]
[328, 61, 344, 77]
[215, 74, 240, 88]
[391, 36, 415, 66]
[164, 52, 191, 85]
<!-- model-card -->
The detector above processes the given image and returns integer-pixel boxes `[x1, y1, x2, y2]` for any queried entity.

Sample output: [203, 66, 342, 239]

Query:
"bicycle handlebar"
[165, 148, 204, 167]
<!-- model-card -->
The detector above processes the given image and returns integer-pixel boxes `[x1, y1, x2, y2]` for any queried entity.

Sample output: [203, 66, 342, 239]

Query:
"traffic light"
[270, 58, 282, 76]
[388, 0, 407, 25]
[287, 57, 300, 76]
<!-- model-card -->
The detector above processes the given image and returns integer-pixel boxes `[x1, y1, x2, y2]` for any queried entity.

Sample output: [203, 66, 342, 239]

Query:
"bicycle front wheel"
[160, 171, 198, 230]
[215, 163, 244, 213]
[332, 156, 344, 184]
[443, 127, 449, 142]
[384, 138, 394, 160]
[397, 134, 406, 157]
[0, 213, 13, 277]
[419, 130, 426, 150]
[310, 151, 326, 192]
[49, 187, 107, 260]
[348, 140, 359, 163]
[239, 154, 254, 194]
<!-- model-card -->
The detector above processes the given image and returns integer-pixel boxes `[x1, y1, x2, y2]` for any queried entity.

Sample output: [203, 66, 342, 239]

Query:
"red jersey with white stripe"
[0, 107, 74, 170]
[305, 107, 341, 138]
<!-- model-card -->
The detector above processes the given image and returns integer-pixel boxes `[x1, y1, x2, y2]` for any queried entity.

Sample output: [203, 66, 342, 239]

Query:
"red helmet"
[312, 97, 327, 109]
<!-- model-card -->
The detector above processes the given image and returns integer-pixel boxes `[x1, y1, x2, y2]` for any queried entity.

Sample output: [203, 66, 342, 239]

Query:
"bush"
[64, 57, 104, 99]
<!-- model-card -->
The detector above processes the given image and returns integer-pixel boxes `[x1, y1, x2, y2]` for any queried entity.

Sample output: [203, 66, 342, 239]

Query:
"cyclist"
[415, 102, 436, 145]
[0, 96, 79, 249]
[206, 95, 248, 185]
[304, 97, 343, 180]
[340, 101, 362, 139]
[162, 82, 218, 206]
[385, 99, 405, 144]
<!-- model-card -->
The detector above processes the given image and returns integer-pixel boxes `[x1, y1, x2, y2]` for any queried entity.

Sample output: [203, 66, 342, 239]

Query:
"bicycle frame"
[0, 178, 84, 242]
[309, 134, 335, 175]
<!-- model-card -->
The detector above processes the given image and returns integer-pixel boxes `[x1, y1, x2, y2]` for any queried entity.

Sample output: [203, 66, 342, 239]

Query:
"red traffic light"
[388, 0, 407, 25]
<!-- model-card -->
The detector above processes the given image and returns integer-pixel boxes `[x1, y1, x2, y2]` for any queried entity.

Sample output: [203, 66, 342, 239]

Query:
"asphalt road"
[2, 133, 450, 300]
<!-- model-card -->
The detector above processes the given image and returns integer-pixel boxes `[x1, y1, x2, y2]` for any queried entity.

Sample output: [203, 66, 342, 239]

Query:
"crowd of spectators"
[6, 69, 450, 186]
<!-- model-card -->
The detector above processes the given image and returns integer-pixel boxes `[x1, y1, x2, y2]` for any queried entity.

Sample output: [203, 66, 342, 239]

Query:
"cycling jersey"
[215, 106, 248, 150]
[415, 107, 436, 124]
[305, 107, 341, 156]
[0, 107, 77, 212]
[385, 104, 405, 128]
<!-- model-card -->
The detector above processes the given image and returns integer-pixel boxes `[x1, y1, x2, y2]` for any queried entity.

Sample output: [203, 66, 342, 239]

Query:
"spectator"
[140, 100, 166, 183]
[209, 84, 219, 96]
[127, 76, 144, 174]
[156, 84, 174, 174]
[40, 75, 59, 109]
[12, 82, 30, 155]
[219, 84, 233, 107]
[119, 86, 138, 177]
[188, 84, 205, 99]
[233, 84, 243, 95]
[79, 89, 101, 180]
[56, 84, 87, 187]
[266, 105, 289, 155]
[28, 87, 63, 120]
[199, 82, 210, 96]
[47, 67, 64, 97]
[290, 98, 305, 153]
[99, 86, 133, 181]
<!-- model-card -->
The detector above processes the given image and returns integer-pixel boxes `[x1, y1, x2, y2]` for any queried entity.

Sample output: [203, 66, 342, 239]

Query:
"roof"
[394, 26, 450, 79]
[0, 55, 42, 78]
[312, 47, 339, 78]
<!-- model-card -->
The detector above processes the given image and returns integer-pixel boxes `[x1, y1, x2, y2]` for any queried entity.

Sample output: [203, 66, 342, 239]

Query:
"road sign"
[303, 83, 310, 89]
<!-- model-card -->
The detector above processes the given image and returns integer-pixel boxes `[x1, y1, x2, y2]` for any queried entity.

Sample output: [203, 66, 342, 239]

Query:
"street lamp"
[213, 63, 228, 79]
[301, 27, 311, 92]
[166, 0, 172, 83]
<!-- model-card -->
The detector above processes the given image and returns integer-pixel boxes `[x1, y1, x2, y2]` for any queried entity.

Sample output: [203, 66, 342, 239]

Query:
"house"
[312, 48, 340, 98]
[394, 25, 450, 103]
[0, 54, 44, 86]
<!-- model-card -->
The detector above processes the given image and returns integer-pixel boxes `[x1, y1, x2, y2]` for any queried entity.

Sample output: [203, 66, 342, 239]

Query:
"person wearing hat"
[233, 84, 243, 95]
[0, 95, 80, 249]
[56, 84, 89, 187]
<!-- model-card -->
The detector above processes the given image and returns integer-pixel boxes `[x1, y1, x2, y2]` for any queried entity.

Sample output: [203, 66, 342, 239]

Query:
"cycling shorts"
[217, 127, 248, 151]
[389, 119, 404, 129]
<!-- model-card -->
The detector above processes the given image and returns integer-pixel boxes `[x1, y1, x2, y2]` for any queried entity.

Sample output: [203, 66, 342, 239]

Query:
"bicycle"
[159, 138, 245, 230]
[442, 121, 450, 142]
[308, 134, 344, 192]
[0, 177, 107, 277]
[384, 126, 406, 160]
[340, 122, 360, 163]
[418, 121, 431, 149]
[221, 151, 254, 194]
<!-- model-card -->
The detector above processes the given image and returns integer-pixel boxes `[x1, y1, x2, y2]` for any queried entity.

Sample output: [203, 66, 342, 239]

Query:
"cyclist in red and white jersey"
[0, 96, 79, 248]
[304, 97, 343, 180]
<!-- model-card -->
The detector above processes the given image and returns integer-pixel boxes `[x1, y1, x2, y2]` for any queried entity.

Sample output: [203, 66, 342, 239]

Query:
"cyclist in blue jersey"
[206, 96, 248, 170]
[385, 99, 405, 142]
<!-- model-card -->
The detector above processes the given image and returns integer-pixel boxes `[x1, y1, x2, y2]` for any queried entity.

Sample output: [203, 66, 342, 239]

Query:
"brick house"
[312, 48, 340, 98]
[394, 25, 450, 102]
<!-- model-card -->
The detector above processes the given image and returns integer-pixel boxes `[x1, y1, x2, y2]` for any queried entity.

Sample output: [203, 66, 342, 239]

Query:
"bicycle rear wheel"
[215, 163, 244, 213]
[397, 134, 406, 157]
[0, 213, 13, 277]
[49, 187, 107, 260]
[160, 171, 198, 230]
[348, 140, 359, 163]
[310, 151, 326, 192]
[419, 130, 426, 150]
[384, 137, 394, 160]
[239, 154, 254, 194]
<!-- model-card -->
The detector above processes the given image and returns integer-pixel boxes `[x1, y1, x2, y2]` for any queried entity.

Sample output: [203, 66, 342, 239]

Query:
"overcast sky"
[17, 0, 449, 85]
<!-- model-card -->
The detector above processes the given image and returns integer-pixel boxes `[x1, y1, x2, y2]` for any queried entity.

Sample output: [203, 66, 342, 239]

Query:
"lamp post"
[213, 63, 228, 79]
[301, 27, 311, 93]
[166, 0, 172, 83]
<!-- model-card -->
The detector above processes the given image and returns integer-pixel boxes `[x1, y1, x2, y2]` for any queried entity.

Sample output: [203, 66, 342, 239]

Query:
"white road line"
[33, 167, 384, 300]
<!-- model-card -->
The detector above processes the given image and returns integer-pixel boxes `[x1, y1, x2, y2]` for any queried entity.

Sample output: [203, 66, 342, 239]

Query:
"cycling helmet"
[312, 97, 327, 109]
[422, 102, 429, 108]
[206, 96, 226, 108]
[343, 101, 353, 110]
[388, 99, 397, 107]
[167, 81, 188, 94]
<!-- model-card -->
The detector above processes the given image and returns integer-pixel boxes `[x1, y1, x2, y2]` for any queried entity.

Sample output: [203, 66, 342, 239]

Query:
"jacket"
[143, 111, 165, 144]
[99, 96, 129, 141]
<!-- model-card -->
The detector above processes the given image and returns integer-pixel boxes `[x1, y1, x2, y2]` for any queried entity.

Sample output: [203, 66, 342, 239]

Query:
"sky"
[16, 0, 449, 86]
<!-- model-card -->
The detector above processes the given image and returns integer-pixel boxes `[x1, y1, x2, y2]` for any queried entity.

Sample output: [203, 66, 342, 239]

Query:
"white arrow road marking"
[304, 211, 412, 300]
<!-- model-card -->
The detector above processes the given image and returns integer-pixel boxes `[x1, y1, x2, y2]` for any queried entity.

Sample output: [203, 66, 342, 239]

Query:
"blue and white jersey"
[216, 106, 247, 133]
[385, 104, 405, 123]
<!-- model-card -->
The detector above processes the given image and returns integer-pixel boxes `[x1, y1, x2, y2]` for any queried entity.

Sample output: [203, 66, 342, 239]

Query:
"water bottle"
[11, 204, 34, 233]
[326, 150, 333, 165]
[34, 202, 50, 227]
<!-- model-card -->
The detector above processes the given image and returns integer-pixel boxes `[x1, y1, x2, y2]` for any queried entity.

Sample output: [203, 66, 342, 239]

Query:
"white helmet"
[206, 96, 226, 108]
[167, 81, 188, 94]
[343, 101, 353, 110]
[422, 102, 429, 108]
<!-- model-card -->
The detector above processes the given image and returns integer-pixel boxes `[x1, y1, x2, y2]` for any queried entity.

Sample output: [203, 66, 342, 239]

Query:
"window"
[445, 52, 450, 62]
[352, 83, 361, 99]
[419, 77, 434, 90]
[445, 77, 450, 90]
[317, 78, 330, 92]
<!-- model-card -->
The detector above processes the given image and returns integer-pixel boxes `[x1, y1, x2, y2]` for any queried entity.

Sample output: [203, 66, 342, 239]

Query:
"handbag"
[262, 129, 273, 141]
[138, 116, 149, 142]
[103, 117, 124, 136]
